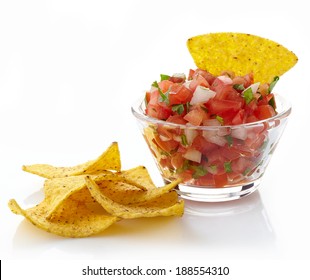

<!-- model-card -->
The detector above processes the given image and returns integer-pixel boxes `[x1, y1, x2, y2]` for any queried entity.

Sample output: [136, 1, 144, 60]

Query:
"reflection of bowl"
[131, 94, 291, 202]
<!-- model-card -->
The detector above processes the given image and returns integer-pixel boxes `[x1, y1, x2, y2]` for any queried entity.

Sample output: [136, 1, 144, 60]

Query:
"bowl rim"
[131, 93, 292, 130]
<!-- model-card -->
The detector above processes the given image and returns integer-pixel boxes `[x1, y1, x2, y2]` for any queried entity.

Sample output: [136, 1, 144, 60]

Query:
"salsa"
[143, 69, 279, 187]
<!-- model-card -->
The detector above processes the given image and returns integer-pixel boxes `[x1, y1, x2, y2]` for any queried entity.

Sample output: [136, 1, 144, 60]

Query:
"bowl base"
[165, 180, 260, 202]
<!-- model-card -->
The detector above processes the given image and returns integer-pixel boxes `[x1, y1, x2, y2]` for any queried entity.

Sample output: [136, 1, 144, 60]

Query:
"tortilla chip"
[8, 198, 118, 238]
[85, 176, 184, 219]
[97, 178, 181, 205]
[22, 142, 121, 179]
[120, 166, 156, 190]
[187, 32, 298, 83]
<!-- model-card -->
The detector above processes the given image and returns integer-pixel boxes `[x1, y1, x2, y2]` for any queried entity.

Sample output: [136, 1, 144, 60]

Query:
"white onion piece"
[202, 131, 227, 146]
[190, 86, 216, 105]
[243, 82, 260, 94]
[182, 149, 202, 163]
[231, 127, 247, 140]
[217, 75, 233, 85]
[184, 128, 198, 146]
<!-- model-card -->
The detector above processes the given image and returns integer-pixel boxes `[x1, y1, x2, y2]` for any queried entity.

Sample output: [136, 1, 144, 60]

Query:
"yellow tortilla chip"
[22, 142, 121, 179]
[97, 178, 181, 205]
[121, 166, 156, 190]
[187, 32, 298, 83]
[85, 176, 184, 219]
[43, 172, 148, 218]
[8, 197, 118, 238]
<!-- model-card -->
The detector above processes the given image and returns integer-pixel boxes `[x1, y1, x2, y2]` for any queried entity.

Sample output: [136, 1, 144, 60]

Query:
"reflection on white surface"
[11, 190, 277, 260]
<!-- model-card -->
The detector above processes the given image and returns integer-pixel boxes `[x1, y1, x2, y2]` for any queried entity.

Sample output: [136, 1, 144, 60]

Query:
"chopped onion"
[182, 149, 202, 163]
[184, 127, 198, 146]
[203, 119, 221, 126]
[202, 131, 227, 146]
[190, 86, 216, 105]
[243, 82, 260, 94]
[217, 75, 233, 85]
[231, 127, 247, 140]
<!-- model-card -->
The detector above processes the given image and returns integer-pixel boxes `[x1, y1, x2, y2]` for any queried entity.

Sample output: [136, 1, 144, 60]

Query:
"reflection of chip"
[22, 142, 121, 179]
[9, 142, 184, 237]
[187, 32, 298, 83]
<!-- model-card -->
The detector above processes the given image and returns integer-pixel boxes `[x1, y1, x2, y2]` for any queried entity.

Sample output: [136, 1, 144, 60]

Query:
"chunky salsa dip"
[143, 68, 279, 187]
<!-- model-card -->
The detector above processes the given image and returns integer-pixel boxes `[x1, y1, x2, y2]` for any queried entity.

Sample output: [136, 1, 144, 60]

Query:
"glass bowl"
[131, 94, 291, 202]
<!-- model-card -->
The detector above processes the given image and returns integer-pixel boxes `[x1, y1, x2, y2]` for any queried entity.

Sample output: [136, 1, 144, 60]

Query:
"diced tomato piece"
[189, 74, 209, 91]
[169, 76, 185, 83]
[153, 135, 179, 153]
[166, 115, 187, 124]
[145, 91, 151, 104]
[169, 85, 193, 105]
[207, 99, 242, 115]
[158, 80, 174, 93]
[196, 173, 215, 186]
[232, 109, 245, 125]
[191, 135, 219, 155]
[171, 153, 185, 169]
[231, 157, 253, 174]
[146, 103, 172, 120]
[255, 104, 276, 120]
[214, 173, 228, 187]
[194, 69, 216, 84]
[184, 106, 208, 126]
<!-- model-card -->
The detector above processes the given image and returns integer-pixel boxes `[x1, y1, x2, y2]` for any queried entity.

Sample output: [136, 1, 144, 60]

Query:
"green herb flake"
[216, 115, 224, 125]
[172, 104, 185, 115]
[209, 165, 217, 173]
[233, 84, 245, 91]
[152, 80, 170, 105]
[160, 74, 170, 81]
[224, 162, 232, 173]
[243, 87, 254, 104]
[268, 76, 280, 93]
[181, 134, 188, 146]
[225, 135, 233, 147]
[191, 165, 207, 179]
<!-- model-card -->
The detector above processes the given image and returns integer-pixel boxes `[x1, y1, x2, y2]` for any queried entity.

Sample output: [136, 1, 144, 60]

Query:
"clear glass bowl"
[131, 94, 291, 202]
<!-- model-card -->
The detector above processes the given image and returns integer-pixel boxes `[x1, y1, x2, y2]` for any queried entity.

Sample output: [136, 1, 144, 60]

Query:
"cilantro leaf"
[243, 87, 254, 104]
[268, 76, 279, 93]
[172, 104, 184, 115]
[233, 84, 245, 91]
[152, 80, 170, 105]
[160, 74, 170, 81]
[191, 165, 207, 179]
[224, 162, 232, 173]
[181, 134, 188, 146]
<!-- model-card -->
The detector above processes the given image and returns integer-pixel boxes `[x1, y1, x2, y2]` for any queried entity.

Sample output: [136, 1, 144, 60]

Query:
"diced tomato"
[166, 115, 187, 124]
[231, 157, 253, 174]
[255, 104, 276, 120]
[146, 102, 172, 120]
[189, 74, 210, 92]
[153, 135, 179, 153]
[169, 76, 185, 83]
[184, 106, 208, 126]
[171, 153, 185, 169]
[158, 80, 174, 93]
[232, 109, 245, 125]
[196, 173, 215, 186]
[169, 85, 193, 105]
[194, 69, 216, 84]
[191, 135, 218, 155]
[145, 91, 151, 104]
[214, 173, 228, 187]
[207, 99, 242, 115]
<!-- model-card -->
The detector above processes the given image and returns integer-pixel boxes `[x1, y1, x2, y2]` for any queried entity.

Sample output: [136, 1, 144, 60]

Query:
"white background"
[1, 0, 309, 278]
